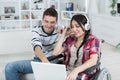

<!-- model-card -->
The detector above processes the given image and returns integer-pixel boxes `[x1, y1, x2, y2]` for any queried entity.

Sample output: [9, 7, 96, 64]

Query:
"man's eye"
[44, 21, 48, 23]
[51, 22, 55, 24]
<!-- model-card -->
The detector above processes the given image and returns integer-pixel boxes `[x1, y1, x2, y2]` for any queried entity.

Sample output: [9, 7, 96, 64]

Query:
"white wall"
[90, 14, 120, 46]
[88, 0, 98, 14]
[88, 0, 120, 46]
[0, 30, 33, 54]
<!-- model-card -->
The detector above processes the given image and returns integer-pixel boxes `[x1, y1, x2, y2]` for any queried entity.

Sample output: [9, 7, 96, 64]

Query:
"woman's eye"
[71, 26, 73, 28]
[71, 25, 79, 28]
[76, 25, 80, 28]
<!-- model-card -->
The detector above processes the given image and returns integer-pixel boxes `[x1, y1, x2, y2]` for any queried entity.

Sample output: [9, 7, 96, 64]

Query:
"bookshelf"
[59, 0, 88, 26]
[0, 0, 88, 31]
[0, 0, 46, 31]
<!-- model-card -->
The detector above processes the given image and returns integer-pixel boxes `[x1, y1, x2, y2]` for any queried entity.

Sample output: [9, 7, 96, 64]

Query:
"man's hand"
[35, 46, 50, 63]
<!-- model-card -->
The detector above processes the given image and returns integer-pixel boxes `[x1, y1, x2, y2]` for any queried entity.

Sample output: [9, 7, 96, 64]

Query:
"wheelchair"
[93, 67, 111, 80]
[48, 52, 111, 80]
[83, 62, 111, 80]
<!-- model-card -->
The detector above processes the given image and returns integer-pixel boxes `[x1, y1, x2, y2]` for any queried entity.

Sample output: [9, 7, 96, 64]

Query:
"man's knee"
[5, 62, 15, 73]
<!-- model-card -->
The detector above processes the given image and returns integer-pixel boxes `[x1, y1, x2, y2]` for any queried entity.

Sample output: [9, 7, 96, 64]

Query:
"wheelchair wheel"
[95, 67, 111, 80]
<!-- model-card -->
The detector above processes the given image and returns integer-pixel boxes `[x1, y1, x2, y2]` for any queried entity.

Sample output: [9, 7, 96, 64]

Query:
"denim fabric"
[5, 57, 59, 80]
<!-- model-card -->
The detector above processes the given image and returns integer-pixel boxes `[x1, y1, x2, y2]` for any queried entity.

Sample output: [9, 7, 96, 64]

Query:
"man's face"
[42, 15, 57, 33]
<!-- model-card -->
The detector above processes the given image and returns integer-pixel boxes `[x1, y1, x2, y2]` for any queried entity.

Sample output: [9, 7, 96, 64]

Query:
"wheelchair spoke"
[94, 68, 111, 80]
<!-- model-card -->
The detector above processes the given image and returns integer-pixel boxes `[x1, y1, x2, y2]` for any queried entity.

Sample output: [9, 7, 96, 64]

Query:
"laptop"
[31, 61, 67, 80]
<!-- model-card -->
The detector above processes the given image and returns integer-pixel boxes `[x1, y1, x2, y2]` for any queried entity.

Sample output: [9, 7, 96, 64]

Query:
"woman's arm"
[75, 54, 98, 73]
[53, 27, 70, 56]
[53, 32, 66, 56]
[66, 54, 98, 80]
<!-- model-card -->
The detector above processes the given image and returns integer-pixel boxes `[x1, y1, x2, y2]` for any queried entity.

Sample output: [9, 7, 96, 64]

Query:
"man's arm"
[32, 28, 49, 63]
[34, 46, 49, 63]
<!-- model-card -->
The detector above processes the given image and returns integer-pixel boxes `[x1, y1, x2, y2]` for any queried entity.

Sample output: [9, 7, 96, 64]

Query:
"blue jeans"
[5, 57, 59, 80]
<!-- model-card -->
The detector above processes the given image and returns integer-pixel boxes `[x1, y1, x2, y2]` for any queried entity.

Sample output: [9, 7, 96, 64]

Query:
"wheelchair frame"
[93, 67, 111, 80]
[49, 52, 111, 80]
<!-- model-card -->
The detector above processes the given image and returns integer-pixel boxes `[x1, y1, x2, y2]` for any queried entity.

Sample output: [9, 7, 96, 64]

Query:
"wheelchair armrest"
[47, 54, 64, 61]
[84, 62, 101, 74]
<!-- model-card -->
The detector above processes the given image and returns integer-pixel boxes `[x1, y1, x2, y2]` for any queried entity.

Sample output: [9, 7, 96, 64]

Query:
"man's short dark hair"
[42, 8, 58, 21]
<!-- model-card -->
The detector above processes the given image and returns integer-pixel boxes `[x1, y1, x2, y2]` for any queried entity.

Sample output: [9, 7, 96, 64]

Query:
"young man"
[5, 8, 61, 80]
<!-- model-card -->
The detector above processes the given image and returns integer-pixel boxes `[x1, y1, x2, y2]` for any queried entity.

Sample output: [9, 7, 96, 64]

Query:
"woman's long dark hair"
[70, 14, 91, 65]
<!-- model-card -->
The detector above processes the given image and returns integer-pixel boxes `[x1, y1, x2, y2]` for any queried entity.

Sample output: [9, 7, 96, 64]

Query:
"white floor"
[0, 42, 120, 80]
[100, 42, 120, 80]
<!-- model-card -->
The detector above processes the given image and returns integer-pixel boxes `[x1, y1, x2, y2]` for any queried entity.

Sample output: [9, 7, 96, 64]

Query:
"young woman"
[53, 14, 101, 80]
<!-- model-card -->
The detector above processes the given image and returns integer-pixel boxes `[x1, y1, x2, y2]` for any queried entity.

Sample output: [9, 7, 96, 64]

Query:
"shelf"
[61, 11, 87, 20]
[0, 0, 46, 31]
[31, 10, 44, 12]
[0, 0, 88, 31]
[21, 10, 30, 12]
[0, 19, 20, 22]
[59, 0, 88, 26]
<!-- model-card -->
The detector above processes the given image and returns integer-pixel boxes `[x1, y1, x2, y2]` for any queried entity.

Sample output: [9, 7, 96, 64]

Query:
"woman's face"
[71, 20, 85, 38]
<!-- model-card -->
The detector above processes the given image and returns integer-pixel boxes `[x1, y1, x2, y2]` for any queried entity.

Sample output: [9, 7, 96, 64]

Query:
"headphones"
[84, 14, 91, 31]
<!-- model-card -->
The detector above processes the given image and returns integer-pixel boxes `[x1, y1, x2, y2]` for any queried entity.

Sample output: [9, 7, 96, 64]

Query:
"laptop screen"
[31, 62, 66, 80]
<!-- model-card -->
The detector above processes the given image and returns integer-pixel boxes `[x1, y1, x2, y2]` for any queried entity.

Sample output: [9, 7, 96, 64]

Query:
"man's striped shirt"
[31, 26, 60, 57]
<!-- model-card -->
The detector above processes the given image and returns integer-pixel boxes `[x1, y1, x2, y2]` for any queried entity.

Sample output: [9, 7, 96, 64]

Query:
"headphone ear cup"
[84, 22, 90, 31]
[84, 15, 90, 31]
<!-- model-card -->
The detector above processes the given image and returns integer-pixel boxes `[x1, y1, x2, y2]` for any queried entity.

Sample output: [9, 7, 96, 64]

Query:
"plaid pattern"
[62, 34, 100, 80]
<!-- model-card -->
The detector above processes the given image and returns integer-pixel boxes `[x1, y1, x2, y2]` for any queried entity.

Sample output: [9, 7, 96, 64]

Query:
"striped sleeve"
[31, 28, 42, 51]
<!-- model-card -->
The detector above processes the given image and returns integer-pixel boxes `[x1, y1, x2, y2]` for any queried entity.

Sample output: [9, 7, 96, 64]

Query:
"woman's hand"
[57, 28, 64, 34]
[57, 26, 71, 35]
[66, 68, 79, 80]
[62, 26, 71, 36]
